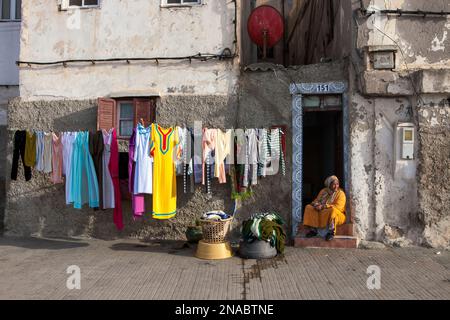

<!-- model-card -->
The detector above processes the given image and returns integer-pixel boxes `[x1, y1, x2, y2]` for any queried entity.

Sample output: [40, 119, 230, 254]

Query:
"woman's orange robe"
[303, 188, 346, 234]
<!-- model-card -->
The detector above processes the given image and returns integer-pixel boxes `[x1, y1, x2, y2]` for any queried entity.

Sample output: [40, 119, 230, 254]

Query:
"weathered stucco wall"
[349, 93, 376, 240]
[417, 95, 450, 248]
[351, 1, 450, 248]
[358, 0, 450, 70]
[19, 0, 238, 100]
[349, 94, 421, 246]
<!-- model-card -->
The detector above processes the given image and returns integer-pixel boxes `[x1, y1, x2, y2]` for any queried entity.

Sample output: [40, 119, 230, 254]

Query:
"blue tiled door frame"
[290, 82, 349, 237]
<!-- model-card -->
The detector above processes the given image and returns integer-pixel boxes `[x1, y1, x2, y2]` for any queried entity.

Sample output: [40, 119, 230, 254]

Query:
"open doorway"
[302, 95, 344, 215]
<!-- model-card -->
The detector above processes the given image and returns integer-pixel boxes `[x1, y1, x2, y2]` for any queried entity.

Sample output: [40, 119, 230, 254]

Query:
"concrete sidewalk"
[0, 236, 448, 300]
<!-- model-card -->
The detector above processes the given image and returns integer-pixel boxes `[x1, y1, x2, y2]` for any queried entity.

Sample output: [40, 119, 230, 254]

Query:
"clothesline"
[11, 124, 287, 231]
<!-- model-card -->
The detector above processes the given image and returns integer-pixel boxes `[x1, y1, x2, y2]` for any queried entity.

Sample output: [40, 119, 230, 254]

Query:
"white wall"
[0, 22, 20, 85]
[19, 0, 239, 101]
[359, 0, 450, 70]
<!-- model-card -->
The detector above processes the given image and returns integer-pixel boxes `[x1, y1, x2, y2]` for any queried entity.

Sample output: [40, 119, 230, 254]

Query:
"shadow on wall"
[53, 107, 97, 132]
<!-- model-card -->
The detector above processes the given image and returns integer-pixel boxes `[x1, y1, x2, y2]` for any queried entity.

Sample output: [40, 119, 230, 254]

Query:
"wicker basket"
[200, 217, 233, 244]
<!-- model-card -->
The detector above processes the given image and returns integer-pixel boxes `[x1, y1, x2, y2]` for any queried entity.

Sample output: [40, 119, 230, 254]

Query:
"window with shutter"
[134, 99, 155, 128]
[97, 98, 117, 131]
[97, 97, 157, 139]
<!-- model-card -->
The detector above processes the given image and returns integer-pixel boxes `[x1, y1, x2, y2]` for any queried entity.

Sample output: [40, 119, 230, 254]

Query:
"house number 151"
[316, 84, 330, 92]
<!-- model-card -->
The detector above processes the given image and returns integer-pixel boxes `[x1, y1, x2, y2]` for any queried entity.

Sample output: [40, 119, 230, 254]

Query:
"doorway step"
[294, 224, 358, 248]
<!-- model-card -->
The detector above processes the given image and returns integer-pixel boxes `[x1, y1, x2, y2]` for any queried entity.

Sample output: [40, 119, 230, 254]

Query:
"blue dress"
[70, 131, 99, 209]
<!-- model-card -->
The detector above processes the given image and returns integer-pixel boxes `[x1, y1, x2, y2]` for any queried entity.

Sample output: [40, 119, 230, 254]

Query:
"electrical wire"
[17, 51, 236, 67]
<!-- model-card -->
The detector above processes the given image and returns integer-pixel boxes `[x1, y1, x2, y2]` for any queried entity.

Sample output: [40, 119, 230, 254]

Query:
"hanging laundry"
[175, 126, 186, 176]
[266, 128, 282, 176]
[193, 126, 203, 184]
[11, 130, 32, 181]
[271, 125, 286, 176]
[234, 128, 247, 167]
[35, 131, 45, 172]
[202, 128, 216, 194]
[70, 131, 99, 209]
[133, 123, 153, 195]
[151, 124, 179, 219]
[177, 126, 195, 193]
[214, 129, 233, 184]
[257, 128, 268, 177]
[102, 129, 115, 210]
[127, 127, 144, 218]
[231, 129, 252, 200]
[109, 128, 123, 230]
[89, 130, 104, 209]
[245, 128, 258, 186]
[50, 132, 63, 184]
[185, 128, 196, 193]
[24, 130, 36, 167]
[42, 132, 53, 173]
[62, 132, 77, 204]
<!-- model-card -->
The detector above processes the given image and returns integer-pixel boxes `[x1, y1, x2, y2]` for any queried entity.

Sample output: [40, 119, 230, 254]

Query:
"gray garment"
[43, 132, 53, 173]
[234, 129, 247, 166]
[245, 129, 258, 186]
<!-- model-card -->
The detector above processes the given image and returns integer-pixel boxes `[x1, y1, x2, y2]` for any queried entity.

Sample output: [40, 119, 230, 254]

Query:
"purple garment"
[129, 128, 145, 218]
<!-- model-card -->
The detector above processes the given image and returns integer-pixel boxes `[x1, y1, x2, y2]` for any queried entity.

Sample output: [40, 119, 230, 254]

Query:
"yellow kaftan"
[151, 125, 179, 219]
[303, 188, 346, 234]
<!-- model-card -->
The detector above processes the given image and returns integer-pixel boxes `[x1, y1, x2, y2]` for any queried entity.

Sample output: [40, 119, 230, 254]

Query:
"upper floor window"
[0, 0, 21, 21]
[97, 97, 157, 139]
[69, 0, 99, 8]
[163, 0, 201, 6]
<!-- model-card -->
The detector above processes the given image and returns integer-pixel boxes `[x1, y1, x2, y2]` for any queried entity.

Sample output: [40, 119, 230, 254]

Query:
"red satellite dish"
[247, 5, 284, 54]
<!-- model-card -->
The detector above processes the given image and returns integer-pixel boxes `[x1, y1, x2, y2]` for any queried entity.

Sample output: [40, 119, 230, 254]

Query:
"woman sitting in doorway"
[303, 175, 346, 241]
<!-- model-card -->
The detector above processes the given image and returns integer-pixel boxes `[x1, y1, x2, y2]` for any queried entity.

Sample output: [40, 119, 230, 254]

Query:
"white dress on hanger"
[133, 124, 153, 194]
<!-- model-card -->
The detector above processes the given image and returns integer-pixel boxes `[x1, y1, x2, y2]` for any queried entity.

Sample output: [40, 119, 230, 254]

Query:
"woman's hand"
[313, 203, 323, 210]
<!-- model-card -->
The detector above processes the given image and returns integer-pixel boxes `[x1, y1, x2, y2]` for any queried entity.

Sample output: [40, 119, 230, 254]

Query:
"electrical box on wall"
[365, 45, 397, 70]
[401, 127, 414, 160]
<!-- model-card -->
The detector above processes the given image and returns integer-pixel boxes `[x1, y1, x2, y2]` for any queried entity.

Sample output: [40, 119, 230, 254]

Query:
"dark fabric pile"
[241, 212, 286, 254]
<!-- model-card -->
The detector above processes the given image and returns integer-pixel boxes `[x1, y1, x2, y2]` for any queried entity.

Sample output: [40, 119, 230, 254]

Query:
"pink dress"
[51, 132, 63, 184]
[109, 129, 123, 230]
[129, 127, 145, 218]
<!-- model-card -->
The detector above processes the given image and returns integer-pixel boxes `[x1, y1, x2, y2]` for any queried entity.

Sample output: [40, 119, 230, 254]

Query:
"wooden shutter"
[97, 98, 117, 131]
[133, 99, 156, 127]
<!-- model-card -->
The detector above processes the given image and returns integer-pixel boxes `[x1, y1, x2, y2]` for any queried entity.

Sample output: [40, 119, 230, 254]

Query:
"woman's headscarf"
[324, 175, 339, 189]
[317, 175, 340, 206]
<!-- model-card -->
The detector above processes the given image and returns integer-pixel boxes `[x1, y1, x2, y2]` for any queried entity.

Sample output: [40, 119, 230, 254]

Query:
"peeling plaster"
[431, 30, 447, 52]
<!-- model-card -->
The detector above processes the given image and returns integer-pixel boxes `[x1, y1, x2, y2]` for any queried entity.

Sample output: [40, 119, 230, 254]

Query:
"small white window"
[0, 0, 21, 21]
[163, 0, 201, 6]
[69, 0, 99, 8]
[118, 101, 134, 138]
